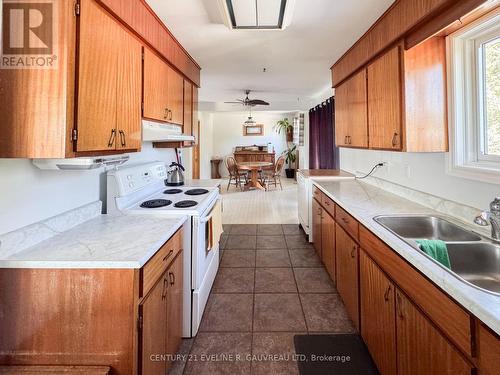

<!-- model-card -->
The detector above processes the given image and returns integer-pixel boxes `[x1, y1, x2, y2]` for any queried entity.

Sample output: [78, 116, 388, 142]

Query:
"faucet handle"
[474, 211, 490, 226]
[490, 198, 500, 214]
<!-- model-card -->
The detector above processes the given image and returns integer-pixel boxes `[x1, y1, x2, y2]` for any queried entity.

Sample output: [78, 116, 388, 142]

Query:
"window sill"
[446, 156, 500, 185]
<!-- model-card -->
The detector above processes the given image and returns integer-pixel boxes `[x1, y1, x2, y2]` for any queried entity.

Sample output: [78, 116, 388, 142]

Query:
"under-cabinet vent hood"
[143, 121, 195, 142]
[33, 155, 129, 170]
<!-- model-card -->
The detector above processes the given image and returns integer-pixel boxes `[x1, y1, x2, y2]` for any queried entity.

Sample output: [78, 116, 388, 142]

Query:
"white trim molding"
[446, 7, 500, 185]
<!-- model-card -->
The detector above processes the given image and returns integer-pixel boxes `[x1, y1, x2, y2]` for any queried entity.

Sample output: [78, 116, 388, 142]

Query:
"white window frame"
[446, 7, 500, 184]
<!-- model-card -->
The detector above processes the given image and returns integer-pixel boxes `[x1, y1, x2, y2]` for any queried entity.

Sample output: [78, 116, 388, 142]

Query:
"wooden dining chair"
[225, 156, 248, 191]
[261, 155, 286, 191]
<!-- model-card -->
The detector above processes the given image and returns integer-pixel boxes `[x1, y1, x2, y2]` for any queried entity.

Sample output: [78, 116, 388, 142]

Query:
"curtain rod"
[309, 96, 334, 112]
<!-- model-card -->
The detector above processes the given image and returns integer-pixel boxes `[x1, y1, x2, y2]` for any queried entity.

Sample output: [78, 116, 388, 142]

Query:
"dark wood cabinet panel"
[396, 290, 473, 375]
[312, 198, 323, 258]
[321, 212, 336, 282]
[360, 250, 397, 375]
[336, 224, 359, 330]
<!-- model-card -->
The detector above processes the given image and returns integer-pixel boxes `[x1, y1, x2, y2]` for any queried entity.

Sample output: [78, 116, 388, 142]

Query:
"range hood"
[143, 120, 195, 142]
[33, 155, 129, 170]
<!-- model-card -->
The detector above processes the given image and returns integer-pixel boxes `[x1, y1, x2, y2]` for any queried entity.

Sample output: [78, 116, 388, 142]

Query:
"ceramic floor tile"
[230, 224, 258, 235]
[282, 224, 303, 235]
[213, 268, 255, 293]
[220, 233, 229, 250]
[285, 235, 313, 249]
[255, 268, 297, 293]
[200, 293, 253, 332]
[293, 268, 336, 293]
[255, 250, 291, 268]
[300, 294, 355, 333]
[288, 249, 322, 267]
[253, 294, 306, 332]
[256, 235, 287, 249]
[223, 224, 233, 234]
[184, 332, 252, 375]
[251, 332, 301, 375]
[257, 224, 284, 235]
[221, 250, 256, 268]
[168, 338, 194, 375]
[226, 235, 257, 249]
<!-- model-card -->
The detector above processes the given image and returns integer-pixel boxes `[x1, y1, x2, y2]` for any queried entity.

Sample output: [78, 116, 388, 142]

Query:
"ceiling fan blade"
[224, 101, 243, 104]
[247, 99, 270, 106]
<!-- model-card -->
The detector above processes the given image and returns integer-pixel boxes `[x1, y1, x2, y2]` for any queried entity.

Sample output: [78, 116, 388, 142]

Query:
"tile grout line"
[250, 248, 257, 375]
[288, 241, 310, 334]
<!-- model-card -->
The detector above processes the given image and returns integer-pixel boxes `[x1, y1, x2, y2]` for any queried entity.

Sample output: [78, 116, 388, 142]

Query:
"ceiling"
[146, 0, 394, 112]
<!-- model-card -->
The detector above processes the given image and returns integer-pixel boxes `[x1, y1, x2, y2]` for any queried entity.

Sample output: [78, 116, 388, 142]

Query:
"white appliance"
[297, 170, 354, 242]
[143, 120, 195, 142]
[107, 162, 220, 338]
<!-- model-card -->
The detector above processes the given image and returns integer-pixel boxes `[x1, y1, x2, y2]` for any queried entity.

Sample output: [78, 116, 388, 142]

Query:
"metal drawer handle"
[384, 285, 392, 302]
[396, 292, 404, 319]
[163, 250, 174, 262]
[169, 271, 175, 286]
[119, 130, 126, 147]
[341, 217, 349, 223]
[164, 108, 169, 120]
[392, 132, 399, 147]
[107, 129, 116, 147]
[161, 277, 168, 300]
[350, 246, 356, 258]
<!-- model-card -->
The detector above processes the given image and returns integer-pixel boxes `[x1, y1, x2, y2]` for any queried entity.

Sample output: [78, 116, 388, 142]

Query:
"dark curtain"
[309, 97, 339, 169]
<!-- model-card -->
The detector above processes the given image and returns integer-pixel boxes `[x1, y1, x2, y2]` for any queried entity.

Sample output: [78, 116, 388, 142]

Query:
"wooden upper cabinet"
[395, 289, 473, 375]
[183, 80, 193, 135]
[321, 211, 336, 283]
[143, 48, 184, 126]
[140, 272, 168, 375]
[167, 68, 184, 126]
[143, 48, 169, 122]
[367, 45, 403, 150]
[335, 224, 359, 330]
[77, 0, 141, 153]
[360, 250, 397, 375]
[335, 69, 368, 148]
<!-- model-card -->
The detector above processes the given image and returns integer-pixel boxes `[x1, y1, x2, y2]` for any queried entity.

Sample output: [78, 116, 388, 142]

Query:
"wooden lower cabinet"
[312, 198, 323, 258]
[395, 289, 473, 375]
[166, 252, 183, 372]
[335, 224, 359, 330]
[321, 211, 336, 282]
[360, 250, 397, 375]
[478, 323, 500, 375]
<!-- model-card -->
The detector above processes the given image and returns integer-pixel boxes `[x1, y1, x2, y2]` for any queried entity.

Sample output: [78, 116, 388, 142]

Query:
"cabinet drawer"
[313, 185, 322, 202]
[321, 194, 336, 218]
[359, 226, 472, 356]
[335, 205, 359, 240]
[141, 228, 183, 296]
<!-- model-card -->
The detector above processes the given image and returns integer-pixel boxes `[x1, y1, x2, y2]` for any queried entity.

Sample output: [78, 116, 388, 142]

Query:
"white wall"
[0, 143, 177, 235]
[207, 112, 292, 177]
[340, 148, 499, 210]
[199, 112, 214, 179]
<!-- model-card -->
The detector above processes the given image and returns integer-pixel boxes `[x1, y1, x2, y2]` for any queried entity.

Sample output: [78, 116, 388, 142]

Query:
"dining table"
[237, 161, 273, 191]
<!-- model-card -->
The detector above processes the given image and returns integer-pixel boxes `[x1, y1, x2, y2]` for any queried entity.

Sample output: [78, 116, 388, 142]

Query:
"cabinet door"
[167, 66, 184, 125]
[166, 252, 183, 372]
[183, 80, 193, 136]
[143, 48, 169, 122]
[116, 29, 142, 151]
[335, 69, 368, 148]
[396, 289, 472, 375]
[368, 45, 403, 150]
[312, 198, 322, 258]
[335, 224, 359, 329]
[321, 212, 336, 282]
[140, 272, 168, 375]
[77, 0, 120, 152]
[360, 250, 397, 375]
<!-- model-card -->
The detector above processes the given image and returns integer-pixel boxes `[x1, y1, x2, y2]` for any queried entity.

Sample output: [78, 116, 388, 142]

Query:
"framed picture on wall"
[243, 124, 264, 136]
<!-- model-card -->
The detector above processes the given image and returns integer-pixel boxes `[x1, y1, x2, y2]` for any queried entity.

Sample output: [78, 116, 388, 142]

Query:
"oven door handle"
[200, 198, 222, 223]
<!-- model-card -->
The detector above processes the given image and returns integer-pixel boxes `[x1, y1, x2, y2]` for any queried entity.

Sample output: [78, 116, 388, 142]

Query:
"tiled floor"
[172, 224, 356, 375]
[221, 179, 299, 224]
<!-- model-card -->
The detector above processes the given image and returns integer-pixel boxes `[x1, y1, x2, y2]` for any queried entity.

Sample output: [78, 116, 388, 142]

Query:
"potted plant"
[283, 144, 297, 178]
[274, 118, 293, 142]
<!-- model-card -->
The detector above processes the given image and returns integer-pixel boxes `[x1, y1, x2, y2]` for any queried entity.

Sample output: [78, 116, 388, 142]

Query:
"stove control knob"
[127, 175, 132, 180]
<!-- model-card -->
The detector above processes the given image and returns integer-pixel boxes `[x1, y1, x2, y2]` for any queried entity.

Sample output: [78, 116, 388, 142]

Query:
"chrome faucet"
[474, 197, 500, 241]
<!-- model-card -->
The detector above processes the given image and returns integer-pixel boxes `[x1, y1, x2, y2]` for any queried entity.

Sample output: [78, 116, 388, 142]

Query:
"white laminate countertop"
[312, 179, 500, 335]
[0, 214, 187, 269]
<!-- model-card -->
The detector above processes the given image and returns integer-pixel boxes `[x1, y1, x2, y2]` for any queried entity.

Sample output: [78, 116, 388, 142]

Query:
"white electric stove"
[107, 162, 221, 338]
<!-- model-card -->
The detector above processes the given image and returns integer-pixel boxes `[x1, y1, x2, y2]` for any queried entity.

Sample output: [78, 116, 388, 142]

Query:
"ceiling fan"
[224, 90, 270, 107]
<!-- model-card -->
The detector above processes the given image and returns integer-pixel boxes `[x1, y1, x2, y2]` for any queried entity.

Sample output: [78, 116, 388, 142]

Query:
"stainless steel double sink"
[374, 215, 500, 295]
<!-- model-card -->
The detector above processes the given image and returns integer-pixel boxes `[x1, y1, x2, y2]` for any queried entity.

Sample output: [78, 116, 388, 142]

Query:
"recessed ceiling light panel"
[220, 0, 294, 30]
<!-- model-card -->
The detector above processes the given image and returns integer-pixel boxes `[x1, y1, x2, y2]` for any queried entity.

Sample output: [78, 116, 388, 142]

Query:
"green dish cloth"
[416, 240, 451, 269]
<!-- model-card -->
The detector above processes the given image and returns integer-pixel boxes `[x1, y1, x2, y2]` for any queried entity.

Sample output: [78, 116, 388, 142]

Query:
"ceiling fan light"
[244, 116, 256, 126]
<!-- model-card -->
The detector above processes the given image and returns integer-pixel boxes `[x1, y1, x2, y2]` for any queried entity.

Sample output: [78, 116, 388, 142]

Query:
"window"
[447, 8, 500, 184]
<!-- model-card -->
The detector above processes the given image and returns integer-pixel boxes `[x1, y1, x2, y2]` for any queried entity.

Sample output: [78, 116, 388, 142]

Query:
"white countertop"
[0, 213, 187, 269]
[312, 179, 500, 335]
